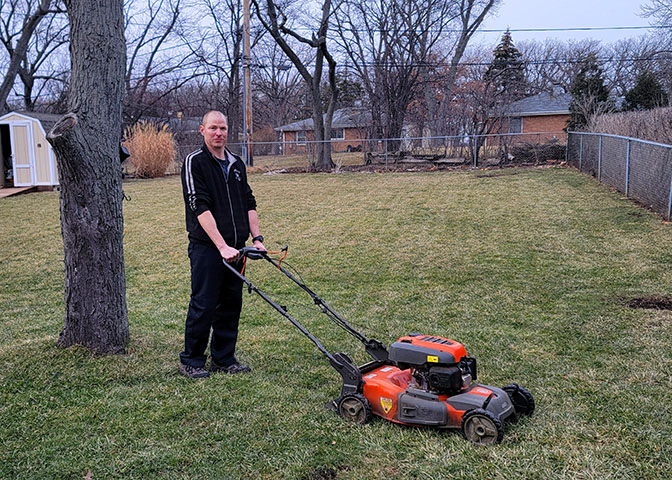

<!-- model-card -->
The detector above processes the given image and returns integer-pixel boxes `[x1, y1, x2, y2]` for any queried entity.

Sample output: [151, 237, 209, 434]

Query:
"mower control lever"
[239, 246, 267, 260]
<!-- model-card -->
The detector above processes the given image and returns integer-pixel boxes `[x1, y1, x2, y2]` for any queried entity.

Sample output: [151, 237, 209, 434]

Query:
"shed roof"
[16, 111, 64, 134]
[276, 107, 372, 132]
[506, 92, 571, 117]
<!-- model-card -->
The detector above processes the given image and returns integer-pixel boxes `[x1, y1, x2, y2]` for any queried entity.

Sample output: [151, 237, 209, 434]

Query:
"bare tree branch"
[0, 0, 55, 112]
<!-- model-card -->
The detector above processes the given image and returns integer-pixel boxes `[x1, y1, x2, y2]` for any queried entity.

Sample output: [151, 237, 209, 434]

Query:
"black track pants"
[180, 241, 244, 368]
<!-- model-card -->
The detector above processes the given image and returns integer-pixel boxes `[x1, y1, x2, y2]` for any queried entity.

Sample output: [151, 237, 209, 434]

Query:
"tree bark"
[46, 0, 128, 354]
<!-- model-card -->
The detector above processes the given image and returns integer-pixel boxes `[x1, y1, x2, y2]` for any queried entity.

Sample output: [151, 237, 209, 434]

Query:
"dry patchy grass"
[1, 167, 671, 479]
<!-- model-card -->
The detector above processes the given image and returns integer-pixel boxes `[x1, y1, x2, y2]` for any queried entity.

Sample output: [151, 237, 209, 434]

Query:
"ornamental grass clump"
[589, 107, 672, 145]
[124, 122, 177, 178]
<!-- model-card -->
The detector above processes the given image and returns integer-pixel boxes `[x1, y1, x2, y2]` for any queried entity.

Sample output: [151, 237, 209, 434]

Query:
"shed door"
[10, 122, 35, 187]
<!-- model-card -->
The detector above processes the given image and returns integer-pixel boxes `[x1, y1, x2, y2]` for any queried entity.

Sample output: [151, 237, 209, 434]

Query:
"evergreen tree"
[567, 54, 611, 131]
[321, 73, 364, 111]
[485, 29, 527, 100]
[623, 70, 669, 111]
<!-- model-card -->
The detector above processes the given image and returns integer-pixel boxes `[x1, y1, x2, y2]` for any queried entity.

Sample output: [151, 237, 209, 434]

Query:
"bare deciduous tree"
[518, 38, 602, 95]
[253, 0, 338, 170]
[46, 0, 128, 354]
[334, 0, 498, 144]
[0, 0, 64, 113]
[642, 0, 672, 32]
[641, 1, 672, 96]
[252, 37, 305, 153]
[16, 4, 69, 111]
[124, 0, 202, 124]
[181, 0, 264, 152]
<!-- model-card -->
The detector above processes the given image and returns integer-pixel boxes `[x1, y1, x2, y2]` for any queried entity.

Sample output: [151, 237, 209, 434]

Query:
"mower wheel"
[338, 393, 372, 425]
[461, 408, 504, 445]
[502, 383, 535, 416]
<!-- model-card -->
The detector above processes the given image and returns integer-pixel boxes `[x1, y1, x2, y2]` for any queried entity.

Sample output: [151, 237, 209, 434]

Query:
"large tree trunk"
[310, 86, 334, 171]
[46, 0, 128, 354]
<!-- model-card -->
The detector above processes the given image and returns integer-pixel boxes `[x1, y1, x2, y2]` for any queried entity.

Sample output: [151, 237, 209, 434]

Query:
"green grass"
[1, 167, 671, 479]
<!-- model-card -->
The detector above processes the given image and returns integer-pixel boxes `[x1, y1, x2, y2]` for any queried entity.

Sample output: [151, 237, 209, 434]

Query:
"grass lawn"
[1, 167, 671, 479]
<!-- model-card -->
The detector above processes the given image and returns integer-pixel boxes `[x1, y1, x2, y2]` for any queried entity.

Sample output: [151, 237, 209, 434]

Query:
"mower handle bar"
[238, 246, 268, 260]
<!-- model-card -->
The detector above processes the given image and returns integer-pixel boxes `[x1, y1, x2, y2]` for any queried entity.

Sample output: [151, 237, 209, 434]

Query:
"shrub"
[509, 141, 566, 164]
[588, 107, 672, 145]
[123, 122, 177, 178]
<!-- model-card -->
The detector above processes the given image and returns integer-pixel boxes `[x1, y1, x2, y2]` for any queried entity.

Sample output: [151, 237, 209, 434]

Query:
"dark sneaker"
[210, 361, 251, 374]
[179, 363, 210, 379]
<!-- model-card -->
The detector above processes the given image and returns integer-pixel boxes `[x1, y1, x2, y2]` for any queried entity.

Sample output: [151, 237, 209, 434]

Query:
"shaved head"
[202, 110, 227, 127]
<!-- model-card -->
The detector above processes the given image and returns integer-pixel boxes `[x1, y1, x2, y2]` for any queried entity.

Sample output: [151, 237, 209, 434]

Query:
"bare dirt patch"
[627, 297, 672, 310]
[302, 466, 349, 480]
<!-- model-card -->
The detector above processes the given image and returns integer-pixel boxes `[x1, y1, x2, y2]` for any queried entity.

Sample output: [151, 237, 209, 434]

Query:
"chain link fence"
[567, 132, 672, 220]
[175, 132, 566, 171]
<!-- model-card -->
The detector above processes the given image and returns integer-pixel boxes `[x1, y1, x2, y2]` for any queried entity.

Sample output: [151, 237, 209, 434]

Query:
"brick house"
[501, 91, 571, 143]
[276, 108, 371, 154]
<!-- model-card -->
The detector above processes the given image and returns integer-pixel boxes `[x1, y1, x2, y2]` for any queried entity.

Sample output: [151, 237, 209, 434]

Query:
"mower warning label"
[427, 355, 439, 363]
[380, 397, 393, 414]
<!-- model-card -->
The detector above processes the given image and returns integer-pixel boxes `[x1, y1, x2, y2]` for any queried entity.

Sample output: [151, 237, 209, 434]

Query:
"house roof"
[275, 108, 371, 132]
[166, 116, 201, 132]
[506, 92, 571, 117]
[141, 116, 202, 132]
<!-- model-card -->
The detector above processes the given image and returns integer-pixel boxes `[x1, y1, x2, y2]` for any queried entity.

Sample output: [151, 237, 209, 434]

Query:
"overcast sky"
[475, 0, 653, 45]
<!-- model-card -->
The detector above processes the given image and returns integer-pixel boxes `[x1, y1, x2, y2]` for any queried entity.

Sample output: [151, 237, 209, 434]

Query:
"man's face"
[200, 113, 228, 151]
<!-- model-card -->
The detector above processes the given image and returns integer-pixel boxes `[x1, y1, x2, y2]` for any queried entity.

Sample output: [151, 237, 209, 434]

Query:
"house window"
[331, 128, 345, 140]
[509, 117, 522, 134]
[296, 130, 306, 145]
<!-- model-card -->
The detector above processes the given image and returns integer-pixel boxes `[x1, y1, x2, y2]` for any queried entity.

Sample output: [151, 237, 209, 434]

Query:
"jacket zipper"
[223, 161, 238, 247]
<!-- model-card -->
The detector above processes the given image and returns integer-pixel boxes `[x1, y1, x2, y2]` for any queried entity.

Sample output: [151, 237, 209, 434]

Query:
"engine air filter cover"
[389, 335, 468, 367]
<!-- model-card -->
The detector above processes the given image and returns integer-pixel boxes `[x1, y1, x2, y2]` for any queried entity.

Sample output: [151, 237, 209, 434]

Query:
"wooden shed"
[0, 111, 61, 188]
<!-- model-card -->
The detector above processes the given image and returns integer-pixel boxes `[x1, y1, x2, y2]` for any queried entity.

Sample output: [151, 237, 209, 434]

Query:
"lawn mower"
[225, 247, 535, 445]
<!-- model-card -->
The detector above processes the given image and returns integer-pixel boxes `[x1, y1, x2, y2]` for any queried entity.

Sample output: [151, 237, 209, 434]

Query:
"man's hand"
[219, 244, 240, 262]
[253, 240, 266, 252]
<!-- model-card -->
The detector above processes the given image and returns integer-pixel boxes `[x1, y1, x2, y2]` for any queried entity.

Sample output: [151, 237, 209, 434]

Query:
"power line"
[128, 24, 670, 60]
[475, 25, 669, 33]
[123, 54, 671, 81]
[341, 55, 672, 70]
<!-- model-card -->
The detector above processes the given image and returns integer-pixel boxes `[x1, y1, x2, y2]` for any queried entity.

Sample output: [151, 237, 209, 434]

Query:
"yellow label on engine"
[427, 355, 439, 363]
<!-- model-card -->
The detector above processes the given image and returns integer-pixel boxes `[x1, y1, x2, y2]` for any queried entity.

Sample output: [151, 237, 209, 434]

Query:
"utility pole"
[242, 0, 253, 166]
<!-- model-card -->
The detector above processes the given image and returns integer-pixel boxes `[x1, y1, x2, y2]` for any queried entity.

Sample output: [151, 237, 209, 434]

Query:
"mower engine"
[389, 334, 478, 395]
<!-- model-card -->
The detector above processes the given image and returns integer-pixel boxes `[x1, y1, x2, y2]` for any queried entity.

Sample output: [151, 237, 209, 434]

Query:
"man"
[180, 110, 266, 379]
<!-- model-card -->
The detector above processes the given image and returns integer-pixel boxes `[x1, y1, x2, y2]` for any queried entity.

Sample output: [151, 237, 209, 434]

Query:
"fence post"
[667, 174, 672, 221]
[384, 138, 388, 171]
[598, 135, 602, 182]
[625, 139, 631, 197]
[565, 133, 570, 164]
[579, 134, 583, 171]
[473, 135, 477, 168]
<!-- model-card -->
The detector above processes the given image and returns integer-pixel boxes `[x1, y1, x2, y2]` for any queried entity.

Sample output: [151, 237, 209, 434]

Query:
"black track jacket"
[181, 145, 257, 248]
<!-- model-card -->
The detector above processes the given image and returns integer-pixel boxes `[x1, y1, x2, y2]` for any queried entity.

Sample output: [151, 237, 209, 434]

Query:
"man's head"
[200, 110, 228, 154]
